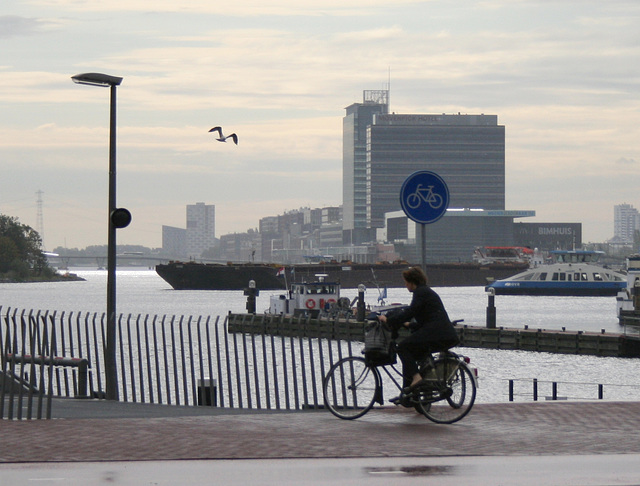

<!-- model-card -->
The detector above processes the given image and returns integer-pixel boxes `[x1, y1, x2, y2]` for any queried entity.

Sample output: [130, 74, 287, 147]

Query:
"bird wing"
[208, 127, 223, 136]
[227, 133, 238, 145]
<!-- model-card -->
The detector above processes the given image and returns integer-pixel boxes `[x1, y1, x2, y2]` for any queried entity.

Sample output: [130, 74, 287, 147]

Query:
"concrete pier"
[227, 313, 640, 358]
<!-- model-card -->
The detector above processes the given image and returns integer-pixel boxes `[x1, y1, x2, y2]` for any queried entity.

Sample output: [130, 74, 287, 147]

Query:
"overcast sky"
[1, 1, 639, 251]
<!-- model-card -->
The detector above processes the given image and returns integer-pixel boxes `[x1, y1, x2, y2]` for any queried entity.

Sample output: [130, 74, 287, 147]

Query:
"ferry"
[485, 250, 626, 296]
[616, 254, 640, 324]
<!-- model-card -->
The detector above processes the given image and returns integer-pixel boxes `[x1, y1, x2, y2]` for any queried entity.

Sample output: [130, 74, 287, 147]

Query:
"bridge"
[43, 253, 228, 269]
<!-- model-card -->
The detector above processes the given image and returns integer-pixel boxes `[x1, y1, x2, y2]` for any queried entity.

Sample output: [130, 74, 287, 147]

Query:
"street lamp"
[72, 72, 125, 400]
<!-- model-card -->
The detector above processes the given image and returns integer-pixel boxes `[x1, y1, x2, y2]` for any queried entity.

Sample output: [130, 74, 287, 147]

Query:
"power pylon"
[36, 189, 45, 250]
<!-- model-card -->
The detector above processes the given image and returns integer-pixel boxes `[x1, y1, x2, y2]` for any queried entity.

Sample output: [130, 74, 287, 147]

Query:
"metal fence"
[1, 306, 356, 419]
[506, 377, 640, 402]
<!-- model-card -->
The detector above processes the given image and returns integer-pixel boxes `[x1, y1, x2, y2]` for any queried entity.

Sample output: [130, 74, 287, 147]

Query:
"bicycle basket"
[363, 320, 396, 366]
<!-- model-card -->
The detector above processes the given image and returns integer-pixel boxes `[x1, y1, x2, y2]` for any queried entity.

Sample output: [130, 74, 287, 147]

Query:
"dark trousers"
[397, 327, 457, 389]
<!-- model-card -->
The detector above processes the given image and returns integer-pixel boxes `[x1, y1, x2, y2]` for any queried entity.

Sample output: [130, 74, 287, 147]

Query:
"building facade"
[343, 90, 388, 243]
[380, 209, 534, 263]
[612, 203, 639, 244]
[367, 113, 505, 230]
[186, 202, 216, 259]
[513, 222, 582, 251]
[161, 225, 187, 258]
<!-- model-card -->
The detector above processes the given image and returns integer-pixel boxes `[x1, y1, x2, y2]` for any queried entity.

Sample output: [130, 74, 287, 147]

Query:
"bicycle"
[406, 184, 444, 210]
[322, 321, 477, 424]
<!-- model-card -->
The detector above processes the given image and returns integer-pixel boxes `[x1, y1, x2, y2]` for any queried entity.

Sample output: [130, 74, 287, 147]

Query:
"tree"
[0, 214, 53, 278]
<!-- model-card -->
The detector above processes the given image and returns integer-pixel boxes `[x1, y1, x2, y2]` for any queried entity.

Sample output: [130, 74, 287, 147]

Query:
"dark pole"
[357, 284, 366, 321]
[106, 83, 118, 400]
[486, 287, 496, 329]
[421, 223, 426, 270]
[71, 72, 123, 401]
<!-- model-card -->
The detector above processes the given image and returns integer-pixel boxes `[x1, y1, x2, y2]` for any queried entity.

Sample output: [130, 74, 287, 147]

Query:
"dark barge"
[156, 261, 529, 291]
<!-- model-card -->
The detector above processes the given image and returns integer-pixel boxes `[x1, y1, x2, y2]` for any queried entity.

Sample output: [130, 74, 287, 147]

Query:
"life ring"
[305, 299, 316, 309]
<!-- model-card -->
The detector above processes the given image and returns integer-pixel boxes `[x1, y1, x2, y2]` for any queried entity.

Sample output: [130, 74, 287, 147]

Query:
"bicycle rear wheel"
[416, 357, 476, 424]
[323, 357, 380, 420]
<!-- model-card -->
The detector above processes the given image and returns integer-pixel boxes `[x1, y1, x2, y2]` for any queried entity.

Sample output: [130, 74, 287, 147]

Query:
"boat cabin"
[269, 277, 341, 317]
[549, 250, 604, 264]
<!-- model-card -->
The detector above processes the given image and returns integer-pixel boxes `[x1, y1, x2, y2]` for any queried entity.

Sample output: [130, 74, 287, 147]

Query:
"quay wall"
[227, 313, 640, 358]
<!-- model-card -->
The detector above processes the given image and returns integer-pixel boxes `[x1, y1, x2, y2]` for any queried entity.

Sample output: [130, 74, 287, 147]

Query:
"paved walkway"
[2, 400, 639, 463]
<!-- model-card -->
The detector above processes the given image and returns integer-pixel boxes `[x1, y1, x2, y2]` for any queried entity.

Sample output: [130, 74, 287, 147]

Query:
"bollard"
[356, 284, 366, 322]
[244, 280, 258, 314]
[486, 287, 496, 329]
[197, 378, 217, 406]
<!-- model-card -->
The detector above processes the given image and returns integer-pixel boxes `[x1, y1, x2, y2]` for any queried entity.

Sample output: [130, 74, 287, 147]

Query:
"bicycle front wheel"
[323, 357, 380, 420]
[416, 358, 476, 424]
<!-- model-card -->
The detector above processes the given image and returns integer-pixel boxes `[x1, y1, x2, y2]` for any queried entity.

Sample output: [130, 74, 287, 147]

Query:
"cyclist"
[378, 266, 459, 406]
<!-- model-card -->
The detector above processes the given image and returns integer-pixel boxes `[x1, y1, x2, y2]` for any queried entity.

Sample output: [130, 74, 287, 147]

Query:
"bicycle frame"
[371, 349, 470, 406]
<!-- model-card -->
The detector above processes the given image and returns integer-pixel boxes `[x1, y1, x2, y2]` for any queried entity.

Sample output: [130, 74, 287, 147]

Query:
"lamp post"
[72, 72, 123, 400]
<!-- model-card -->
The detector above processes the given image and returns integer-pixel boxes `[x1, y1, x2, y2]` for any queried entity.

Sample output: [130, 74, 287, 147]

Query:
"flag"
[276, 267, 285, 277]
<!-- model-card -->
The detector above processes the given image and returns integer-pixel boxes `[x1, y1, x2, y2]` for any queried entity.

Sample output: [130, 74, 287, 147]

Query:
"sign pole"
[421, 223, 426, 270]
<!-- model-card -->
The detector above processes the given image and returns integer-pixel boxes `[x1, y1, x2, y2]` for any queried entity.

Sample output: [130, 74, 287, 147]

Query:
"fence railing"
[507, 378, 640, 402]
[2, 306, 357, 419]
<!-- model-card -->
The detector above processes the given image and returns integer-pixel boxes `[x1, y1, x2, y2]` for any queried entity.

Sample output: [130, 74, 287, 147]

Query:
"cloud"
[0, 15, 42, 37]
[616, 157, 637, 165]
[26, 0, 429, 16]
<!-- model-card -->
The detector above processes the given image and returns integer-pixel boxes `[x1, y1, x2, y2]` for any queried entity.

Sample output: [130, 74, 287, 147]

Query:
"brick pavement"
[1, 401, 639, 463]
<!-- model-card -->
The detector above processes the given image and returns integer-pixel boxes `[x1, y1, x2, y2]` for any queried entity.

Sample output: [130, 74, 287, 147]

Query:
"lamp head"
[72, 72, 123, 87]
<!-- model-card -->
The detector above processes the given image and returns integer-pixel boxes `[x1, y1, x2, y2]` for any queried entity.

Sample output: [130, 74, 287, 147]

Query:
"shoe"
[389, 394, 412, 408]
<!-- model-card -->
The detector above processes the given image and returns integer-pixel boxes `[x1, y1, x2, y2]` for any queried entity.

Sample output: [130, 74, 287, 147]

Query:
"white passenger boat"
[485, 250, 626, 296]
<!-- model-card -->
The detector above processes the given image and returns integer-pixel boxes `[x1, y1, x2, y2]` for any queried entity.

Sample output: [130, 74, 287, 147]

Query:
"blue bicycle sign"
[400, 171, 449, 224]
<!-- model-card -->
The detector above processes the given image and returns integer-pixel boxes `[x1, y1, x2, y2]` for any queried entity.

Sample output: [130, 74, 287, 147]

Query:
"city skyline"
[1, 1, 639, 250]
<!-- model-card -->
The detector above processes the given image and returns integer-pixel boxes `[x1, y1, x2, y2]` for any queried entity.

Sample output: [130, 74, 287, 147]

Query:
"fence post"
[77, 359, 89, 398]
[533, 378, 538, 401]
[509, 379, 514, 401]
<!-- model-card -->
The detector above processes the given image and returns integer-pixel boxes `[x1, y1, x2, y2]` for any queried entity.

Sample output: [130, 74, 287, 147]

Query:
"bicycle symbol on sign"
[406, 184, 444, 210]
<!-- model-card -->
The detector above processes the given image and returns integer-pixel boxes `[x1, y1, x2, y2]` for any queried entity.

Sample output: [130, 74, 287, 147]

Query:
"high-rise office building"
[342, 89, 506, 245]
[613, 203, 639, 244]
[343, 90, 388, 243]
[367, 113, 505, 229]
[186, 202, 216, 259]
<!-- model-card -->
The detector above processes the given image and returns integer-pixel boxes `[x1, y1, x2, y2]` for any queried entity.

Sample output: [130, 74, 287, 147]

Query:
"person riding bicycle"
[378, 266, 459, 405]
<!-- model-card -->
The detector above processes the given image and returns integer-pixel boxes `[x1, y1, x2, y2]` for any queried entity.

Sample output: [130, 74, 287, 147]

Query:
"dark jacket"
[385, 285, 458, 343]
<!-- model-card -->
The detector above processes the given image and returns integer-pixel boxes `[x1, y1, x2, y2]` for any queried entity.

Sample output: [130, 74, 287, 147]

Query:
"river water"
[2, 268, 639, 403]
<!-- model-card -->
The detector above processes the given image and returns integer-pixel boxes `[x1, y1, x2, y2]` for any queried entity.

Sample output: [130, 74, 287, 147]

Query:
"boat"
[155, 260, 530, 291]
[616, 254, 640, 325]
[473, 246, 534, 265]
[485, 250, 627, 296]
[268, 276, 354, 319]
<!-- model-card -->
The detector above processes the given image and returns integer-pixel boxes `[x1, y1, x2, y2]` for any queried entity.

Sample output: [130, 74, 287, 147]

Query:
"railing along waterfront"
[4, 306, 640, 420]
[1, 308, 57, 419]
[1, 306, 357, 419]
[506, 378, 640, 402]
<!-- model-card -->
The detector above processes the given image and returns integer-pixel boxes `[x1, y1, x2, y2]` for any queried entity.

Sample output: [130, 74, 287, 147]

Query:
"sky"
[1, 1, 639, 251]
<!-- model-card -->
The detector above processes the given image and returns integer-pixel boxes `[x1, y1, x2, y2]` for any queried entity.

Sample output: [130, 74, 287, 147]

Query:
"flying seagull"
[209, 126, 238, 145]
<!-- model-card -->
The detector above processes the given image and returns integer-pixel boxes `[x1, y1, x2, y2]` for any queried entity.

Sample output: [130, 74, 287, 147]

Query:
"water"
[2, 268, 639, 403]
